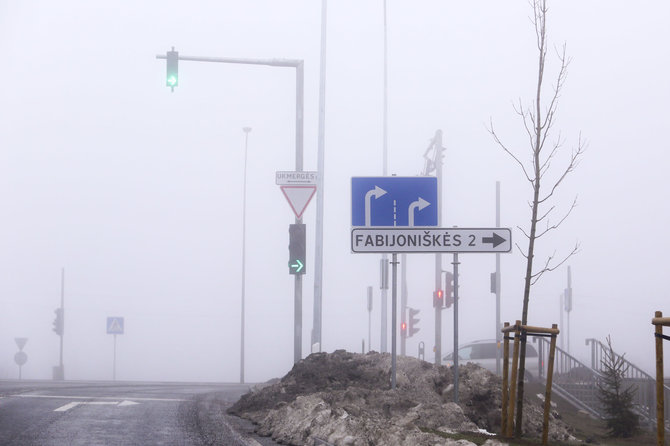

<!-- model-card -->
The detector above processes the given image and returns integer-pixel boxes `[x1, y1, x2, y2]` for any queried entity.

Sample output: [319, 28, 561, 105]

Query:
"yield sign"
[15, 337, 28, 351]
[280, 185, 316, 219]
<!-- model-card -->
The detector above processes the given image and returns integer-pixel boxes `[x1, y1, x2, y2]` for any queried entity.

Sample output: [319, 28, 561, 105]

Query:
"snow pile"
[229, 350, 576, 446]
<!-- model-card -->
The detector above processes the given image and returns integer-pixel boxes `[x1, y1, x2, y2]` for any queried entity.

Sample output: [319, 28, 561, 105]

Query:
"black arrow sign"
[482, 233, 506, 248]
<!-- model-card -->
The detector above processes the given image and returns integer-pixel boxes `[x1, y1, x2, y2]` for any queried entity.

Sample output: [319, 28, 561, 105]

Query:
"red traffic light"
[401, 322, 407, 331]
[437, 290, 443, 299]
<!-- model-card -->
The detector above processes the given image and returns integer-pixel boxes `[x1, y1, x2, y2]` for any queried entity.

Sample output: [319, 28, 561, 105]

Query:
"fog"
[1, 1, 669, 383]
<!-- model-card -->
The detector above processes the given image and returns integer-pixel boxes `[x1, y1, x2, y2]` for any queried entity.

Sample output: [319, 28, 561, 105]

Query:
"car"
[443, 339, 540, 380]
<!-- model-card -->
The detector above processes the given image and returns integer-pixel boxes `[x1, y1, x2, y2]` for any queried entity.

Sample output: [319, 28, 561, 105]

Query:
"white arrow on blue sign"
[107, 317, 124, 335]
[351, 177, 438, 227]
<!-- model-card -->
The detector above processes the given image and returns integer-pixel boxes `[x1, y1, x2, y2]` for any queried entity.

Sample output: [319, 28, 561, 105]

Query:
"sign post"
[351, 176, 512, 391]
[14, 338, 28, 380]
[351, 176, 438, 388]
[107, 317, 124, 380]
[277, 171, 318, 364]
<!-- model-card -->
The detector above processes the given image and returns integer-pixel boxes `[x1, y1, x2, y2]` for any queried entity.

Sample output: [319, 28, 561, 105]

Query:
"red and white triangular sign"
[280, 185, 317, 219]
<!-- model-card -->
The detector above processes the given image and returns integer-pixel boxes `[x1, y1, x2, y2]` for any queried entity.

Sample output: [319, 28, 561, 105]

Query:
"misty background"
[1, 1, 668, 383]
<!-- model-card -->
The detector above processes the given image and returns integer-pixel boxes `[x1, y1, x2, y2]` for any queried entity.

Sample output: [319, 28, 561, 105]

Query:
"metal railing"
[534, 337, 604, 418]
[586, 338, 670, 427]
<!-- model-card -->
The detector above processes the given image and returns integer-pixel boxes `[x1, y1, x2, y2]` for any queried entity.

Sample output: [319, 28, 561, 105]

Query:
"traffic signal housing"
[444, 271, 454, 308]
[408, 307, 420, 337]
[53, 308, 63, 336]
[288, 223, 306, 275]
[166, 49, 178, 91]
[433, 289, 443, 308]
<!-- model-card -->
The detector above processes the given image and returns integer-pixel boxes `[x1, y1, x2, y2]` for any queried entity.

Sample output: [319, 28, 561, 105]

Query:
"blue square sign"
[351, 177, 438, 227]
[107, 317, 124, 335]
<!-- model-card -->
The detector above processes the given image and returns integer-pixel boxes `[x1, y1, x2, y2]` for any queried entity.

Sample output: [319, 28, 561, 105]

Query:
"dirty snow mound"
[229, 350, 575, 445]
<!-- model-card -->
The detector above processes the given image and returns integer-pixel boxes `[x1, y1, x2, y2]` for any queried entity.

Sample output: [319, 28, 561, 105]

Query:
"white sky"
[1, 1, 669, 382]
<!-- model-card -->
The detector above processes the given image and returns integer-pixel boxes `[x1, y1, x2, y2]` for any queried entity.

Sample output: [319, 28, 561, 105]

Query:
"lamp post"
[240, 127, 251, 384]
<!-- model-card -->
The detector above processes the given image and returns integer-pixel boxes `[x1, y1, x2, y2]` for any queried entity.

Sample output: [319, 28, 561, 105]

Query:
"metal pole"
[434, 131, 444, 366]
[60, 268, 65, 379]
[495, 181, 501, 375]
[293, 61, 305, 364]
[367, 286, 373, 353]
[312, 0, 328, 355]
[113, 333, 117, 381]
[453, 252, 460, 403]
[567, 266, 572, 355]
[391, 253, 398, 389]
[380, 0, 389, 355]
[381, 259, 388, 352]
[155, 51, 305, 365]
[240, 127, 251, 383]
[400, 253, 407, 356]
[560, 292, 564, 350]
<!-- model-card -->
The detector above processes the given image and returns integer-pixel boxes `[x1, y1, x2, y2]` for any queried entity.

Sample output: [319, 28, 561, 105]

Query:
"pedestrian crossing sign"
[107, 317, 124, 335]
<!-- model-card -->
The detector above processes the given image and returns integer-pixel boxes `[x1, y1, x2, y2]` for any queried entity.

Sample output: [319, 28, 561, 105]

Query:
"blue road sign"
[351, 177, 438, 227]
[106, 317, 124, 335]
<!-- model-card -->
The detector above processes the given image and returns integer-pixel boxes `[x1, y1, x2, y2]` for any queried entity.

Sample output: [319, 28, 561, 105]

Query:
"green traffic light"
[167, 75, 177, 87]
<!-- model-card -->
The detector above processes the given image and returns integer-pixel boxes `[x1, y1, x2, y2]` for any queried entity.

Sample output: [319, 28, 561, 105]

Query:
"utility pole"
[240, 126, 251, 383]
[312, 0, 327, 355]
[380, 0, 389, 354]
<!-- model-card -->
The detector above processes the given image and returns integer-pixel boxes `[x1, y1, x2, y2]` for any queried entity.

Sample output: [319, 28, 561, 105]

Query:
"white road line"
[15, 394, 186, 402]
[53, 401, 140, 412]
[53, 402, 82, 412]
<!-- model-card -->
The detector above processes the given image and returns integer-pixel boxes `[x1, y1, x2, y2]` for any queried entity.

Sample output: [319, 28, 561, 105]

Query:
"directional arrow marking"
[408, 197, 431, 227]
[364, 186, 388, 226]
[290, 259, 304, 273]
[482, 233, 506, 248]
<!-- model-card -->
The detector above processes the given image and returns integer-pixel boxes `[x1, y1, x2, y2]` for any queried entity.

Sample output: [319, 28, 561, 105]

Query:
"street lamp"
[240, 126, 251, 384]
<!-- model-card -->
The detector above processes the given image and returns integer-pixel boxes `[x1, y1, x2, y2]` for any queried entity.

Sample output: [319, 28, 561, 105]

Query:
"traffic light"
[288, 223, 306, 275]
[52, 308, 63, 336]
[166, 49, 178, 91]
[400, 321, 407, 338]
[433, 289, 444, 308]
[444, 271, 454, 308]
[408, 307, 420, 337]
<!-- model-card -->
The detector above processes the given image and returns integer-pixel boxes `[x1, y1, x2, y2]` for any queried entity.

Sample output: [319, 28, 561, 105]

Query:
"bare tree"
[488, 0, 585, 437]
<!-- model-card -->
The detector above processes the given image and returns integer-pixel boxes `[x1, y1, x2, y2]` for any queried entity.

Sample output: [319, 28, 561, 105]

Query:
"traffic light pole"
[59, 268, 64, 379]
[156, 51, 305, 366]
[434, 130, 444, 366]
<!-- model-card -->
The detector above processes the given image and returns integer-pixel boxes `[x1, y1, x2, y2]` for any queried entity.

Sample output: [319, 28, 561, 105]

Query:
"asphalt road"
[0, 380, 281, 446]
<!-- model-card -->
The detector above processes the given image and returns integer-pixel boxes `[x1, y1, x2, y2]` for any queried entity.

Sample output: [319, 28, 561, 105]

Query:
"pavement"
[0, 380, 281, 445]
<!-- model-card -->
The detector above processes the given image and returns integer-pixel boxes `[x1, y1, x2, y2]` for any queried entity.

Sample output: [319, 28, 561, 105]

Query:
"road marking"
[15, 394, 186, 402]
[53, 400, 141, 412]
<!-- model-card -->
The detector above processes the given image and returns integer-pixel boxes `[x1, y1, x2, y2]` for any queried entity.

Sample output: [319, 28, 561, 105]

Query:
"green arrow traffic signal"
[290, 259, 304, 273]
[288, 224, 306, 275]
